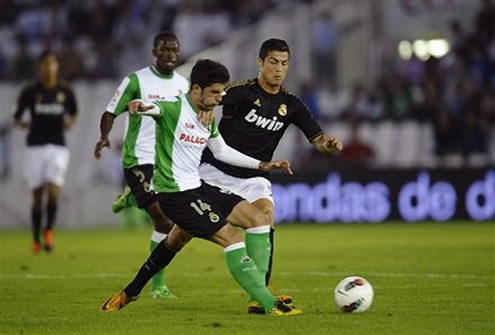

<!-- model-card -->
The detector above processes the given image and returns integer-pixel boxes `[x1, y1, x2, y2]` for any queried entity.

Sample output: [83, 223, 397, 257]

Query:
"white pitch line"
[1, 271, 492, 281]
[0, 271, 491, 293]
[0, 273, 491, 292]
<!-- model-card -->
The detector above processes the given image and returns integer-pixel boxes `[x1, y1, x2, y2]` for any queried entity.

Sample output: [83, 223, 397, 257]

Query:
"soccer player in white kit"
[94, 32, 188, 299]
[199, 39, 343, 313]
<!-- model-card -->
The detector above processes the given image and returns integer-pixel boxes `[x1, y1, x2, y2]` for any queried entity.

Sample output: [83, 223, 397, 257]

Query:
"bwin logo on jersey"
[34, 103, 64, 115]
[245, 109, 284, 131]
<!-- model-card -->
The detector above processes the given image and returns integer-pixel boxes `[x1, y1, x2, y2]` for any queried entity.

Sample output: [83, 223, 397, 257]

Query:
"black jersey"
[14, 81, 77, 146]
[202, 78, 323, 178]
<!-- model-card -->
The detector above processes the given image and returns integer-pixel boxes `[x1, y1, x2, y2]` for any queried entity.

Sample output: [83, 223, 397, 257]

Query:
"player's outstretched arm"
[127, 99, 160, 116]
[311, 134, 343, 153]
[207, 134, 293, 175]
[259, 160, 293, 175]
[94, 112, 116, 159]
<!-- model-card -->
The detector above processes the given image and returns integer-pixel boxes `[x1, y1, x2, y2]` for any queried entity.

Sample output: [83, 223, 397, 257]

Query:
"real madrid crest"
[278, 104, 287, 116]
[56, 92, 66, 103]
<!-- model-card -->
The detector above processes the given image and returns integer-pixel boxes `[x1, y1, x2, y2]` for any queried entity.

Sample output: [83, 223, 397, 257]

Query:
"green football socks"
[245, 225, 272, 301]
[224, 242, 276, 312]
[245, 225, 271, 275]
[128, 193, 138, 207]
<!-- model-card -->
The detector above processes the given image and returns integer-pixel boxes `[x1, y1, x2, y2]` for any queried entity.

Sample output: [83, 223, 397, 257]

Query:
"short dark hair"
[153, 31, 178, 48]
[38, 50, 57, 63]
[258, 38, 290, 60]
[190, 59, 230, 89]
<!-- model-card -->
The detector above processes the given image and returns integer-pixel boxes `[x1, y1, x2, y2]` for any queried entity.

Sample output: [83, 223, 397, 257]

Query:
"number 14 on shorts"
[190, 199, 220, 223]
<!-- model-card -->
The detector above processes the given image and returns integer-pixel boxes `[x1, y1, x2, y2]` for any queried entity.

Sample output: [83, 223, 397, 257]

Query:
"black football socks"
[46, 202, 57, 230]
[124, 241, 176, 297]
[31, 207, 42, 242]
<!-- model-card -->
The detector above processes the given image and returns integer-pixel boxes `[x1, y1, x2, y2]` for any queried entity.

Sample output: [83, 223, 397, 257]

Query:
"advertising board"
[271, 169, 494, 223]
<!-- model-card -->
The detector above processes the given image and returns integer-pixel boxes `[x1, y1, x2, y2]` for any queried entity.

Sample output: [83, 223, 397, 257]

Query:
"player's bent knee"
[227, 201, 268, 229]
[163, 238, 181, 253]
[210, 224, 243, 247]
[264, 211, 274, 227]
[147, 202, 174, 233]
[229, 228, 244, 244]
[151, 219, 173, 234]
[251, 210, 269, 227]
[164, 226, 192, 252]
[252, 199, 275, 226]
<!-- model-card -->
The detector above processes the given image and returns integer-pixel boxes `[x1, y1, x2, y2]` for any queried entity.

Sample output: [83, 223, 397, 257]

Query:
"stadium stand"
[0, 0, 493, 227]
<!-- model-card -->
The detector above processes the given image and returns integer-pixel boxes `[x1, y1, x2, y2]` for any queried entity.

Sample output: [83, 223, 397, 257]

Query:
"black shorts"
[157, 183, 244, 239]
[123, 164, 156, 209]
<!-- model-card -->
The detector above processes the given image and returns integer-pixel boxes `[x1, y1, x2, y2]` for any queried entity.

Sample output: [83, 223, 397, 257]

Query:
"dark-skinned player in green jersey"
[94, 32, 188, 299]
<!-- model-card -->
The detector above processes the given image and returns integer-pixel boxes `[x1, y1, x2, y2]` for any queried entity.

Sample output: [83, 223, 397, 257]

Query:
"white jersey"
[106, 65, 189, 168]
[151, 94, 219, 192]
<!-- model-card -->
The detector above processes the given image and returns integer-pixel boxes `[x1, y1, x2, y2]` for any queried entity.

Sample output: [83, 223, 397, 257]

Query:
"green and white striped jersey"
[151, 94, 219, 193]
[106, 65, 189, 168]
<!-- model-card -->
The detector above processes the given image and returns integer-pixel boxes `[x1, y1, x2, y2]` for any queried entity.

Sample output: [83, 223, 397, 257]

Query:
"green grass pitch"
[1, 222, 494, 335]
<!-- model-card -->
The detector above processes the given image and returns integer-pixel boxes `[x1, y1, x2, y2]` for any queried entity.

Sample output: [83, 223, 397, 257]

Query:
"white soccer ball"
[334, 276, 374, 313]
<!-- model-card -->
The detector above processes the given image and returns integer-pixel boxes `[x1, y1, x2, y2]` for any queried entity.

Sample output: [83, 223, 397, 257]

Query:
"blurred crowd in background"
[0, 0, 493, 176]
[349, 2, 493, 156]
[306, 0, 495, 162]
[0, 0, 311, 80]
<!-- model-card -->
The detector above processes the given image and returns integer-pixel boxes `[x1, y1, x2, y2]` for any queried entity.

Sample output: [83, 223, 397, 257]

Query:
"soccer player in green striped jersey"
[101, 59, 302, 316]
[94, 32, 188, 299]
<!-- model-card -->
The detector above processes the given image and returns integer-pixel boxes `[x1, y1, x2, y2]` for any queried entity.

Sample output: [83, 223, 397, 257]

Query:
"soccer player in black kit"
[13, 50, 78, 253]
[199, 38, 342, 313]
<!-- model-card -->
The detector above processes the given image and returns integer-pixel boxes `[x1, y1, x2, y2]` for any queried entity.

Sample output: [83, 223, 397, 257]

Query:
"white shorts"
[199, 163, 274, 204]
[24, 144, 70, 189]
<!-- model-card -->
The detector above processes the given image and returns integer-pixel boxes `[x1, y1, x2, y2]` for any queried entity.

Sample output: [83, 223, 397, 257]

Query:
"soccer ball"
[334, 276, 374, 313]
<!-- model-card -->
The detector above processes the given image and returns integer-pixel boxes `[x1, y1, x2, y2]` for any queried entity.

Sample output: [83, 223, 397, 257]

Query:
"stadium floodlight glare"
[398, 40, 413, 60]
[412, 39, 430, 61]
[428, 39, 450, 58]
